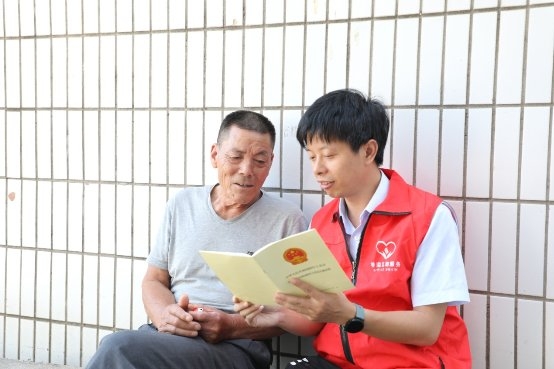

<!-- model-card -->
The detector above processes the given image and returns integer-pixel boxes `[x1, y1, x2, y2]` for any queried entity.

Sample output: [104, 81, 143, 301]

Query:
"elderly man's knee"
[98, 330, 141, 354]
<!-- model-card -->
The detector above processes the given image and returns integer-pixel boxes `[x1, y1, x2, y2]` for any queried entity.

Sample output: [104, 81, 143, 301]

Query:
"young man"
[235, 89, 471, 369]
[86, 110, 308, 369]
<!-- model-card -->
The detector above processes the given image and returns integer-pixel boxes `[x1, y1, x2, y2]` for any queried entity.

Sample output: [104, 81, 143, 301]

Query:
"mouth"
[235, 183, 254, 188]
[318, 181, 333, 190]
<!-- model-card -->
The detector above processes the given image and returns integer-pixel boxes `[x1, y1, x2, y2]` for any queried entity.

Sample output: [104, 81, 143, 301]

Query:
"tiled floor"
[0, 359, 80, 369]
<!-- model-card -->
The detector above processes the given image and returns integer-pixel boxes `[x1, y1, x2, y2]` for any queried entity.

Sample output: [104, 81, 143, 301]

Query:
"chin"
[324, 190, 341, 198]
[234, 191, 258, 202]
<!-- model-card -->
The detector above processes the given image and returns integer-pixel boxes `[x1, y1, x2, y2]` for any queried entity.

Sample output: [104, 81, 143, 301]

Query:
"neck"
[210, 185, 261, 220]
[344, 169, 382, 227]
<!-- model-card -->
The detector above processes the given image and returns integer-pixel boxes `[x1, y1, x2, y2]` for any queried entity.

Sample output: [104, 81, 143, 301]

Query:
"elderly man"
[86, 110, 307, 369]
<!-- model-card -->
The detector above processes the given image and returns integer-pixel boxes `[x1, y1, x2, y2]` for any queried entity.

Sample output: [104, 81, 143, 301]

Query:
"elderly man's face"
[210, 126, 274, 207]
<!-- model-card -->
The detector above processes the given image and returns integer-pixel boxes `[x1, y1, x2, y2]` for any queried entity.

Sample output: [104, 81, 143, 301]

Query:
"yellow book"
[199, 229, 354, 306]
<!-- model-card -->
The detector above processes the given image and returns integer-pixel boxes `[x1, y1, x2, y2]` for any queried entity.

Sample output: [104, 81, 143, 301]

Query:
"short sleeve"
[146, 199, 172, 270]
[411, 203, 470, 307]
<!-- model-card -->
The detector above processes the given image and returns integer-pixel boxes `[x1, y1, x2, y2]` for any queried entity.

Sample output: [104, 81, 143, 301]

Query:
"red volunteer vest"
[311, 169, 471, 369]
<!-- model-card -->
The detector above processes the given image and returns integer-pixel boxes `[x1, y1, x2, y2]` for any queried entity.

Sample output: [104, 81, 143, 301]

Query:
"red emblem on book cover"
[283, 247, 308, 265]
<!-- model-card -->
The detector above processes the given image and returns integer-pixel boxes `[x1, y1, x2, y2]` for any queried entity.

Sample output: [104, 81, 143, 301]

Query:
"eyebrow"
[227, 149, 271, 157]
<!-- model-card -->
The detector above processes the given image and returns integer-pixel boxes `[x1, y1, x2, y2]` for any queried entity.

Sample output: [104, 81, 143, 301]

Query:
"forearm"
[142, 279, 176, 327]
[362, 304, 447, 346]
[224, 313, 285, 340]
[276, 309, 324, 336]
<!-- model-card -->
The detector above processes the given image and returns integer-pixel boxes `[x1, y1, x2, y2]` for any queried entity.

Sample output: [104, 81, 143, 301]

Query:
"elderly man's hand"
[156, 295, 201, 337]
[188, 304, 237, 343]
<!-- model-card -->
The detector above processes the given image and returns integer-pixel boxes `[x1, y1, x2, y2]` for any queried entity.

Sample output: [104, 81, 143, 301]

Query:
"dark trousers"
[86, 324, 271, 369]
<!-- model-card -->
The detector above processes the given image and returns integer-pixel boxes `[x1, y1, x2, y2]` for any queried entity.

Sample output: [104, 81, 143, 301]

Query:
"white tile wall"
[490, 202, 517, 294]
[326, 23, 348, 92]
[517, 299, 543, 369]
[469, 12, 497, 104]
[497, 10, 526, 105]
[465, 202, 490, 292]
[490, 296, 515, 369]
[391, 109, 416, 183]
[526, 7, 554, 103]
[463, 292, 487, 369]
[283, 26, 304, 106]
[282, 110, 303, 190]
[547, 302, 554, 368]
[521, 107, 550, 200]
[493, 108, 521, 199]
[518, 204, 546, 296]
[418, 16, 443, 105]
[440, 109, 465, 197]
[1, 1, 553, 368]
[415, 109, 440, 194]
[395, 18, 419, 105]
[348, 21, 371, 93]
[371, 19, 395, 104]
[549, 211, 554, 300]
[443, 14, 470, 105]
[305, 24, 326, 105]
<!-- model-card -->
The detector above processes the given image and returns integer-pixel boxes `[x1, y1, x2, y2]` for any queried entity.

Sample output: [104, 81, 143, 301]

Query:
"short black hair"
[217, 110, 276, 148]
[296, 89, 389, 166]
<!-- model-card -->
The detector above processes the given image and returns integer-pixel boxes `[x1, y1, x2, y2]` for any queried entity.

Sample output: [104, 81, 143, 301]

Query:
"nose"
[239, 159, 254, 176]
[311, 156, 325, 176]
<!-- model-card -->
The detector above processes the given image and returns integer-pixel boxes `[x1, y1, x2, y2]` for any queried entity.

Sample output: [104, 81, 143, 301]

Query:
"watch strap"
[354, 303, 365, 320]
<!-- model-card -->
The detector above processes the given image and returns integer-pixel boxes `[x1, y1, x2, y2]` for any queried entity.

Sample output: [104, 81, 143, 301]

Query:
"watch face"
[345, 304, 365, 333]
[345, 318, 364, 333]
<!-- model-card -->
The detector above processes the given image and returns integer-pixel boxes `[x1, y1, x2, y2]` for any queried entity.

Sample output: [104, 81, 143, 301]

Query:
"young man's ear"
[363, 139, 378, 163]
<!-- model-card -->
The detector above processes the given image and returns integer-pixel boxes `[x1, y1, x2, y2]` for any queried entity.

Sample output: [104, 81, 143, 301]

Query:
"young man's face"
[210, 126, 274, 207]
[305, 136, 376, 201]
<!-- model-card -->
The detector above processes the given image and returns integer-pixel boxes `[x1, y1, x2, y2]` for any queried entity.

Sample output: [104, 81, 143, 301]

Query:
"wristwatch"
[344, 304, 365, 333]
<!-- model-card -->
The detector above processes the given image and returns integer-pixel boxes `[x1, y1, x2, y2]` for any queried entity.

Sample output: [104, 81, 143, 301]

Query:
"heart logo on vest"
[376, 241, 396, 259]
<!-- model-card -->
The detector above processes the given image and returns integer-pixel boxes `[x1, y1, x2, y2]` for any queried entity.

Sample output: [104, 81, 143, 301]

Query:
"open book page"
[198, 252, 279, 305]
[200, 229, 354, 305]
